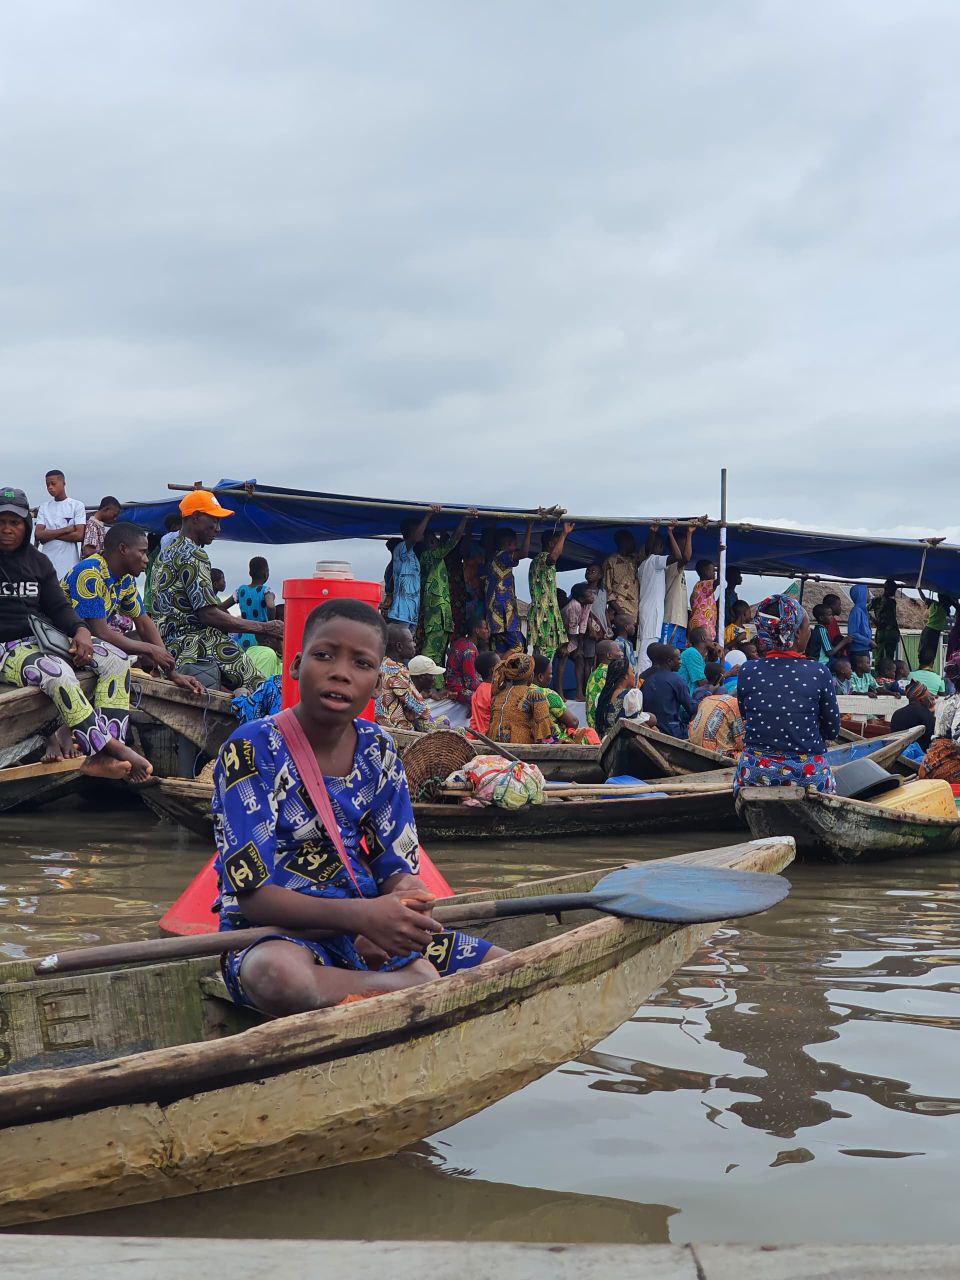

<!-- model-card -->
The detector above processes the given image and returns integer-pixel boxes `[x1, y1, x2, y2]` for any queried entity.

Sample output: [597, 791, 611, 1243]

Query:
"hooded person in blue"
[846, 584, 873, 658]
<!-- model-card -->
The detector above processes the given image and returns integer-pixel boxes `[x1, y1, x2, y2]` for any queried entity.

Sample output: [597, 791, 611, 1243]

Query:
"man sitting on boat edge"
[212, 598, 507, 1016]
[150, 489, 284, 693]
[61, 521, 206, 699]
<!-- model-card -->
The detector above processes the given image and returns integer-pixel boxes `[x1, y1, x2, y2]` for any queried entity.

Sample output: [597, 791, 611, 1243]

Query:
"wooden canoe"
[737, 786, 960, 862]
[600, 720, 731, 778]
[0, 836, 794, 1226]
[0, 673, 237, 758]
[138, 769, 741, 844]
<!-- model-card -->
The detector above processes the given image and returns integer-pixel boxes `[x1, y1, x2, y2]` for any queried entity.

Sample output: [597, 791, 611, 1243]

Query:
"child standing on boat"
[213, 598, 504, 1016]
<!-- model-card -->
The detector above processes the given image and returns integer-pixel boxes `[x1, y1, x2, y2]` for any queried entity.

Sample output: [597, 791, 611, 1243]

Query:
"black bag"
[27, 613, 75, 662]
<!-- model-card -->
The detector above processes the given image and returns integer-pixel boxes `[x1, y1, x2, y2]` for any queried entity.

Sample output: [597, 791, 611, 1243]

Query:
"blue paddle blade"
[592, 863, 790, 924]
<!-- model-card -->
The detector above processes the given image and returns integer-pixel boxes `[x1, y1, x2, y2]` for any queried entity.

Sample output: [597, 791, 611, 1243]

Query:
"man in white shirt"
[637, 525, 691, 673]
[35, 470, 87, 579]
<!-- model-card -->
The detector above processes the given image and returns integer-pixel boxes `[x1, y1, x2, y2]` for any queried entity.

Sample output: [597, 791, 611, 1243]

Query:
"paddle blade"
[592, 863, 790, 924]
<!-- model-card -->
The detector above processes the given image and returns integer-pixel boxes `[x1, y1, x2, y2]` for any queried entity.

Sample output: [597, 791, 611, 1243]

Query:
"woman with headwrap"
[733, 594, 841, 796]
[890, 679, 936, 753]
[488, 653, 556, 745]
[918, 656, 960, 782]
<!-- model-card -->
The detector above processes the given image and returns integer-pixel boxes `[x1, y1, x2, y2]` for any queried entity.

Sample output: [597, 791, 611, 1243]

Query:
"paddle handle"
[467, 727, 521, 762]
[33, 896, 593, 975]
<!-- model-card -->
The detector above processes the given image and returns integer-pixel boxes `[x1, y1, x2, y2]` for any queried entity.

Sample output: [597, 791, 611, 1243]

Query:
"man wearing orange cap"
[151, 490, 283, 690]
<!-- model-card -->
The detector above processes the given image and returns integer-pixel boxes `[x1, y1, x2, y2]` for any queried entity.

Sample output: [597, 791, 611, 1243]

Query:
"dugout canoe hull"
[0, 674, 237, 758]
[600, 720, 730, 778]
[138, 773, 742, 843]
[737, 787, 960, 862]
[0, 837, 794, 1225]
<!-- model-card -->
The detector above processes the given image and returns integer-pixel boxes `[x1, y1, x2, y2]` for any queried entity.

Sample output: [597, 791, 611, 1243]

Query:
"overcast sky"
[4, 2, 959, 593]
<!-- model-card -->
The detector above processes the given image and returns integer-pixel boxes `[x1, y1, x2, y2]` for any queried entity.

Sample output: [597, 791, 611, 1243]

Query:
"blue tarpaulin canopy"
[119, 480, 960, 596]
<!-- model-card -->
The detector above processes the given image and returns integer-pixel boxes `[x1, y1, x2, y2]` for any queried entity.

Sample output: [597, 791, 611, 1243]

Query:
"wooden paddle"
[467, 727, 521, 762]
[34, 863, 790, 976]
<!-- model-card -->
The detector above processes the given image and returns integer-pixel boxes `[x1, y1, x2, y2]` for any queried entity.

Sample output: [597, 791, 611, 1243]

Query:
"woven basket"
[401, 730, 477, 801]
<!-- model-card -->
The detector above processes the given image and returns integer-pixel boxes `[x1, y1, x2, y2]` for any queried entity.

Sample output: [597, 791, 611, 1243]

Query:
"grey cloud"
[2, 0, 959, 602]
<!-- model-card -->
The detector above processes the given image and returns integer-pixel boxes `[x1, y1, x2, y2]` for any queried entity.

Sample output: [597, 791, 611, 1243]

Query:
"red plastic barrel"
[282, 575, 383, 711]
[159, 851, 454, 936]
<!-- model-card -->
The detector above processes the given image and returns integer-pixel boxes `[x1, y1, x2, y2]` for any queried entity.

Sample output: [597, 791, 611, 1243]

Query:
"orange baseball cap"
[178, 489, 235, 518]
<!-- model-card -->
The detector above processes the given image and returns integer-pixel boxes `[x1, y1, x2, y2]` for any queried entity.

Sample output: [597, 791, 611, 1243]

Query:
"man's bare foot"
[81, 753, 133, 781]
[102, 739, 154, 784]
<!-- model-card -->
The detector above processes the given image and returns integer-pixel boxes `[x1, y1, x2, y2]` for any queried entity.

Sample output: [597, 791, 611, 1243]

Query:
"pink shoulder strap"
[274, 708, 365, 898]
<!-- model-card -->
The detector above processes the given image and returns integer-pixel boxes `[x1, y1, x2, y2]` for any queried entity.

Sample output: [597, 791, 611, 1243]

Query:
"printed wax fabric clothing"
[236, 583, 270, 650]
[375, 657, 433, 732]
[688, 581, 717, 640]
[386, 542, 421, 628]
[445, 637, 481, 705]
[420, 535, 460, 666]
[527, 551, 567, 661]
[489, 683, 554, 744]
[602, 554, 639, 623]
[734, 656, 841, 796]
[152, 535, 264, 690]
[35, 495, 87, 579]
[81, 515, 108, 554]
[445, 542, 468, 641]
[870, 595, 902, 663]
[62, 553, 143, 626]
[535, 685, 600, 743]
[0, 637, 133, 753]
[637, 554, 668, 673]
[638, 667, 698, 739]
[485, 549, 524, 654]
[585, 662, 608, 730]
[231, 676, 282, 724]
[687, 694, 745, 759]
[212, 717, 491, 1008]
[489, 657, 555, 744]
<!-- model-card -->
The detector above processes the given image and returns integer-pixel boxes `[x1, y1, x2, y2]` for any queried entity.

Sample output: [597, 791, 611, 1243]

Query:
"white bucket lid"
[314, 561, 353, 579]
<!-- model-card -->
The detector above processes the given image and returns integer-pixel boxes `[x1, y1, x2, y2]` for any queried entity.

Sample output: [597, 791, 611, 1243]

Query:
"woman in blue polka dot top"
[734, 594, 841, 796]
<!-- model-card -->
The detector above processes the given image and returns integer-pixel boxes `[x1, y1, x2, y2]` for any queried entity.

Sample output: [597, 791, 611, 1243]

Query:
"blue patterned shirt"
[213, 716, 420, 934]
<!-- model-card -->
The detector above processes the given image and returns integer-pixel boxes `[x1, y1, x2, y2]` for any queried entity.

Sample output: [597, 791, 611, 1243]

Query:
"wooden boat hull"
[415, 787, 739, 841]
[600, 720, 730, 779]
[737, 786, 960, 862]
[0, 674, 237, 758]
[0, 838, 794, 1225]
[393, 728, 607, 783]
[139, 774, 741, 843]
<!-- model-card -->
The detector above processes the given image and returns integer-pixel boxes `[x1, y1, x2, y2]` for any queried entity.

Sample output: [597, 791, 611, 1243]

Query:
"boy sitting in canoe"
[213, 598, 506, 1016]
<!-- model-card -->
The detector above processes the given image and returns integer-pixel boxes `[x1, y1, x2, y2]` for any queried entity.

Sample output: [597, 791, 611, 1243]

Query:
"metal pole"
[717, 468, 728, 640]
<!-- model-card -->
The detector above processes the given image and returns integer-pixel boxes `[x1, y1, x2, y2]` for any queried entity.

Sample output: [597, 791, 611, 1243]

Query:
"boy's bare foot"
[57, 726, 83, 759]
[81, 753, 133, 781]
[41, 733, 63, 763]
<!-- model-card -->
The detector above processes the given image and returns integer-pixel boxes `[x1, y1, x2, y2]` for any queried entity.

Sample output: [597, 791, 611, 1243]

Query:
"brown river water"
[3, 802, 960, 1245]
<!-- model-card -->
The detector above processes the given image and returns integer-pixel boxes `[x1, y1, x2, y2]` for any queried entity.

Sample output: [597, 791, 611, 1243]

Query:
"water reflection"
[4, 808, 960, 1244]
